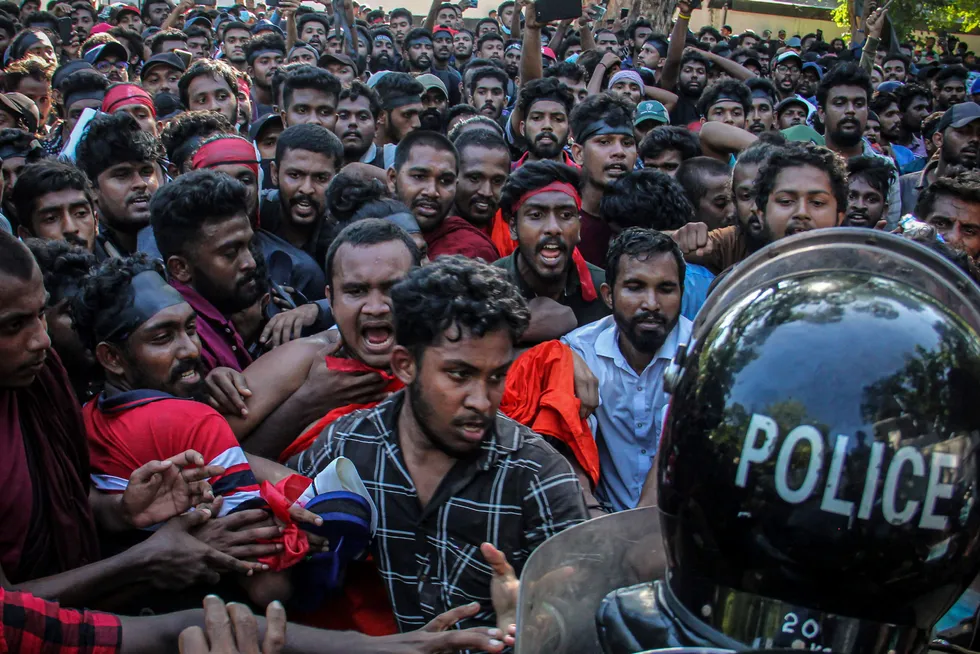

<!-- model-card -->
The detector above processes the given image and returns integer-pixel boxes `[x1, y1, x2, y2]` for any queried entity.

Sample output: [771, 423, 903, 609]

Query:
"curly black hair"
[59, 69, 110, 102]
[324, 217, 420, 288]
[604, 227, 685, 291]
[816, 61, 871, 110]
[339, 80, 383, 119]
[847, 155, 896, 199]
[601, 168, 693, 232]
[638, 125, 702, 163]
[12, 160, 95, 233]
[391, 255, 530, 355]
[569, 92, 634, 144]
[245, 31, 285, 65]
[326, 173, 390, 222]
[544, 61, 587, 84]
[280, 64, 341, 109]
[755, 142, 848, 214]
[24, 238, 95, 307]
[498, 160, 579, 221]
[894, 82, 932, 114]
[916, 170, 980, 221]
[149, 169, 249, 261]
[515, 77, 574, 118]
[159, 109, 235, 170]
[71, 252, 166, 350]
[76, 113, 164, 186]
[697, 79, 752, 118]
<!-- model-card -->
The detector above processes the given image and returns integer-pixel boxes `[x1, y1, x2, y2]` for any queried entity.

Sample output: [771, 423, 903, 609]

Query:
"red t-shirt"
[424, 215, 501, 262]
[84, 390, 262, 517]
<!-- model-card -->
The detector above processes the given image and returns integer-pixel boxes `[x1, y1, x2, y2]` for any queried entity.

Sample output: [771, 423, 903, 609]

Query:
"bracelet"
[677, 12, 691, 20]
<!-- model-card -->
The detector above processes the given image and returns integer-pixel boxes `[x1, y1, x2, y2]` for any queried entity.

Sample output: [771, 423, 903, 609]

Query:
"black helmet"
[658, 228, 980, 654]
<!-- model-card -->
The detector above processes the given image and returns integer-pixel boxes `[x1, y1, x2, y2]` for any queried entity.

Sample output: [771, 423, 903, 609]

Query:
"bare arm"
[579, 11, 596, 51]
[422, 0, 440, 33]
[548, 18, 571, 50]
[860, 3, 889, 74]
[282, 0, 299, 50]
[645, 84, 678, 111]
[699, 47, 754, 81]
[637, 453, 658, 508]
[1, 548, 149, 606]
[510, 0, 522, 41]
[699, 121, 757, 160]
[162, 0, 192, 30]
[507, 6, 544, 136]
[659, 0, 691, 92]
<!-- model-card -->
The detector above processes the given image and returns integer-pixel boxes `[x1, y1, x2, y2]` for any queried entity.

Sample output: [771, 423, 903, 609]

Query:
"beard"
[410, 55, 431, 70]
[125, 352, 209, 401]
[370, 53, 394, 71]
[192, 256, 264, 316]
[828, 119, 864, 147]
[527, 131, 565, 159]
[420, 107, 444, 132]
[614, 305, 678, 355]
[407, 375, 489, 458]
[943, 138, 979, 170]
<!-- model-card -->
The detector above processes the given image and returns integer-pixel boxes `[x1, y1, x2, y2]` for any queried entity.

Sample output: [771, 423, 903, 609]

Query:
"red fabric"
[487, 210, 517, 259]
[278, 357, 404, 463]
[572, 248, 597, 301]
[513, 181, 581, 214]
[291, 558, 398, 635]
[101, 84, 155, 116]
[257, 474, 311, 571]
[424, 215, 500, 262]
[191, 137, 259, 174]
[0, 587, 122, 654]
[500, 341, 599, 485]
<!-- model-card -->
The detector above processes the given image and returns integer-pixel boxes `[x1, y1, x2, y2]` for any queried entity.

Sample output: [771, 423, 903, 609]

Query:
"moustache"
[64, 232, 88, 248]
[290, 193, 321, 208]
[451, 413, 494, 431]
[168, 358, 202, 384]
[629, 310, 666, 329]
[535, 237, 567, 253]
[343, 129, 362, 139]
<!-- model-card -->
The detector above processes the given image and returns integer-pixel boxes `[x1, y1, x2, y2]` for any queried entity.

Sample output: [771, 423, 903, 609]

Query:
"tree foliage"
[833, 0, 980, 40]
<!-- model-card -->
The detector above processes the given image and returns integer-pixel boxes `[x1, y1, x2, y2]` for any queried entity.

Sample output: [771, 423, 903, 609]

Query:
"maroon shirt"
[578, 209, 613, 267]
[170, 280, 253, 373]
[424, 215, 501, 262]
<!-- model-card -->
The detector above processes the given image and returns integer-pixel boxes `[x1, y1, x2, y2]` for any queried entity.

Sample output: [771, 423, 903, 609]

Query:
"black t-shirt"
[670, 95, 701, 127]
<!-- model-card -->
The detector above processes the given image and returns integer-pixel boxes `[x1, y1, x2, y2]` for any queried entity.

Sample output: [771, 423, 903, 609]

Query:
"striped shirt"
[290, 390, 587, 634]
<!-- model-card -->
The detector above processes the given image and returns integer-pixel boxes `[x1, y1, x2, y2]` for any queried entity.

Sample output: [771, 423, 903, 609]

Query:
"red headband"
[102, 84, 156, 117]
[513, 181, 582, 214]
[191, 137, 260, 175]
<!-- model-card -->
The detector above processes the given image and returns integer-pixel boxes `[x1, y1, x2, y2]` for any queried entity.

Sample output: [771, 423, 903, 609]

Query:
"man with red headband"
[494, 161, 610, 342]
[102, 83, 158, 136]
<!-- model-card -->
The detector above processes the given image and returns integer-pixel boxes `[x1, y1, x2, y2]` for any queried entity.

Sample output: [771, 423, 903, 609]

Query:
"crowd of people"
[0, 0, 978, 648]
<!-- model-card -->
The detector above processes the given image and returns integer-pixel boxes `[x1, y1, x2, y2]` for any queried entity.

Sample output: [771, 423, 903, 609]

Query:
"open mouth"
[179, 369, 201, 384]
[413, 200, 440, 216]
[471, 198, 491, 213]
[360, 324, 394, 353]
[605, 163, 628, 176]
[537, 243, 565, 266]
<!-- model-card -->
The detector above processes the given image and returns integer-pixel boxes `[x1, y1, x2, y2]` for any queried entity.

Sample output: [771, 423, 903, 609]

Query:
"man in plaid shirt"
[292, 253, 588, 635]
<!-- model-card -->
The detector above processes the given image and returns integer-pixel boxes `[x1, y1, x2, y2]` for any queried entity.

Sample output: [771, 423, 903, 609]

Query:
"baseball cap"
[786, 36, 802, 48]
[774, 50, 802, 67]
[252, 20, 284, 36]
[417, 73, 448, 99]
[972, 77, 980, 96]
[802, 61, 823, 79]
[781, 124, 825, 145]
[141, 52, 186, 79]
[876, 80, 904, 93]
[936, 102, 980, 133]
[184, 15, 213, 30]
[83, 41, 129, 65]
[634, 100, 669, 127]
[52, 60, 95, 90]
[775, 96, 809, 115]
[0, 93, 39, 133]
[112, 4, 140, 19]
[249, 111, 284, 142]
[317, 52, 357, 72]
[542, 46, 556, 62]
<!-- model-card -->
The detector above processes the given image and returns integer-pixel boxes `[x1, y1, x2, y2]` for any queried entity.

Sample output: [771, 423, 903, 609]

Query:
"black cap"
[140, 52, 186, 79]
[52, 60, 95, 90]
[936, 102, 980, 133]
[248, 111, 283, 142]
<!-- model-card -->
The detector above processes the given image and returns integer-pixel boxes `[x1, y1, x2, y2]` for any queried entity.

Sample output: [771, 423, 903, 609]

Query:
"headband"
[645, 38, 668, 57]
[385, 211, 421, 234]
[247, 46, 284, 65]
[6, 32, 41, 64]
[575, 118, 634, 145]
[711, 91, 746, 106]
[64, 89, 106, 110]
[505, 43, 521, 53]
[102, 84, 156, 116]
[608, 70, 645, 93]
[92, 270, 186, 345]
[236, 76, 251, 97]
[383, 94, 422, 110]
[288, 43, 317, 58]
[513, 181, 581, 214]
[405, 36, 432, 48]
[0, 144, 28, 160]
[374, 33, 393, 44]
[750, 88, 773, 102]
[191, 137, 260, 174]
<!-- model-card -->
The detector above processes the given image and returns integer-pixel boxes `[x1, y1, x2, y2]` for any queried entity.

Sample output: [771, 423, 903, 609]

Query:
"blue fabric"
[681, 263, 715, 321]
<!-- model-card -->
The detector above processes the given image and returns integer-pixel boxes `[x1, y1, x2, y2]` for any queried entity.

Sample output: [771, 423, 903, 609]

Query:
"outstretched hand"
[122, 450, 224, 529]
[480, 543, 519, 636]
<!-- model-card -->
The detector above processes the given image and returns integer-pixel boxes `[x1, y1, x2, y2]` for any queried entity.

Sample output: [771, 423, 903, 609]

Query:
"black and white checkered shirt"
[290, 390, 588, 633]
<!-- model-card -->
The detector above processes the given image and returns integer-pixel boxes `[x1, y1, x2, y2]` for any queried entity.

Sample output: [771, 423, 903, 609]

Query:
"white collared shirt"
[562, 314, 693, 512]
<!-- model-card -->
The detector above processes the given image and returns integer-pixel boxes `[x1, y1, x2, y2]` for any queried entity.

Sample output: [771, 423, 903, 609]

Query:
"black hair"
[697, 79, 751, 117]
[555, 35, 580, 60]
[274, 123, 343, 169]
[338, 80, 382, 118]
[639, 125, 702, 162]
[870, 91, 898, 116]
[389, 7, 412, 22]
[453, 126, 508, 161]
[935, 64, 969, 88]
[24, 9, 55, 29]
[755, 141, 848, 214]
[76, 113, 164, 186]
[881, 52, 910, 70]
[402, 26, 432, 48]
[70, 1, 95, 20]
[107, 27, 142, 63]
[446, 103, 478, 123]
[159, 109, 235, 169]
[183, 25, 212, 47]
[178, 58, 238, 109]
[569, 92, 634, 143]
[604, 227, 685, 291]
[476, 32, 503, 50]
[391, 255, 530, 356]
[393, 129, 457, 171]
[221, 19, 251, 38]
[923, 110, 945, 139]
[847, 154, 895, 199]
[324, 217, 420, 288]
[59, 69, 109, 102]
[325, 173, 390, 222]
[698, 26, 722, 42]
[373, 70, 423, 106]
[601, 168, 693, 231]
[3, 53, 54, 93]
[12, 160, 95, 232]
[475, 18, 497, 33]
[149, 169, 249, 261]
[498, 160, 578, 221]
[916, 170, 980, 220]
[680, 49, 709, 70]
[734, 137, 785, 171]
[515, 76, 574, 117]
[895, 82, 932, 113]
[141, 0, 171, 20]
[447, 114, 503, 141]
[745, 76, 777, 104]
[149, 28, 187, 54]
[676, 156, 732, 209]
[544, 60, 586, 84]
[280, 64, 341, 108]
[24, 238, 95, 308]
[0, 230, 39, 281]
[816, 61, 871, 109]
[467, 64, 508, 96]
[245, 31, 285, 65]
[627, 19, 652, 41]
[296, 12, 329, 34]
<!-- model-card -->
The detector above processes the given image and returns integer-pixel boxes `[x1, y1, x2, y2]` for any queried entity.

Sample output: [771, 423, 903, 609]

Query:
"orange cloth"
[499, 340, 599, 486]
[488, 210, 518, 258]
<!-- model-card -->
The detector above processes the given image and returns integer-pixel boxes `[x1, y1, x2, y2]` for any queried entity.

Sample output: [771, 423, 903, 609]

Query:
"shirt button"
[641, 449, 647, 454]
[637, 386, 644, 391]
[637, 422, 643, 427]
[225, 328, 232, 334]
[231, 346, 238, 351]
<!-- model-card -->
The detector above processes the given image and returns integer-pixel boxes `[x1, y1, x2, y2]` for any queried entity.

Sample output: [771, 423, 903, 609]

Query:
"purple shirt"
[170, 280, 253, 373]
[578, 209, 613, 267]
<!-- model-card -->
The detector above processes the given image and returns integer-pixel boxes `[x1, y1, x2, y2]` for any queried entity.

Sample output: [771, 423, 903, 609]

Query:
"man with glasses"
[84, 41, 130, 84]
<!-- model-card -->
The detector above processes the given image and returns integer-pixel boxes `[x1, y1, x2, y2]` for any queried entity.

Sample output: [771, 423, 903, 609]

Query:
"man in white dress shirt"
[562, 228, 692, 512]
